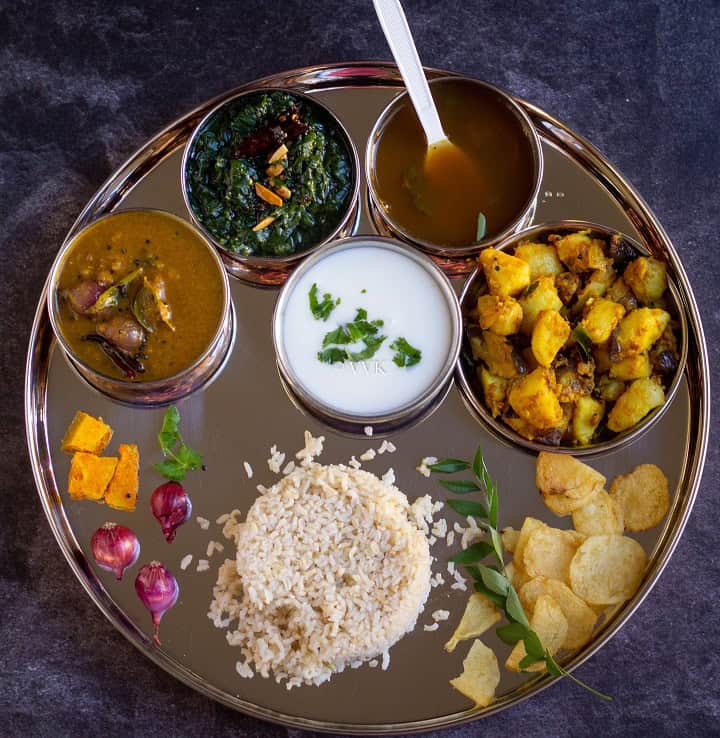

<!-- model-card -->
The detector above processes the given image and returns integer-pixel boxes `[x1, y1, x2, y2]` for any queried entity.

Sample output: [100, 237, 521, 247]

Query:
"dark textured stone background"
[2, 1, 718, 736]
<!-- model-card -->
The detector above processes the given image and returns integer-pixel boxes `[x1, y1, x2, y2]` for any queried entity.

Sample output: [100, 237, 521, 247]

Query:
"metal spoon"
[372, 0, 474, 175]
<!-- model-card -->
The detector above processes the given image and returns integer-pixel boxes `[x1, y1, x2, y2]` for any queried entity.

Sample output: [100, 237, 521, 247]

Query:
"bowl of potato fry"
[456, 221, 688, 454]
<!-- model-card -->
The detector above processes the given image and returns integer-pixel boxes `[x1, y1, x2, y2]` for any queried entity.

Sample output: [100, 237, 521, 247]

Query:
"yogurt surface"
[279, 244, 455, 415]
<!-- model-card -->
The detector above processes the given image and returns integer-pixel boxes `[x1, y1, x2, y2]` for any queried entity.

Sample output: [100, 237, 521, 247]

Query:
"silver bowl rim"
[272, 234, 463, 428]
[365, 75, 544, 257]
[455, 219, 690, 457]
[181, 86, 361, 271]
[46, 207, 232, 393]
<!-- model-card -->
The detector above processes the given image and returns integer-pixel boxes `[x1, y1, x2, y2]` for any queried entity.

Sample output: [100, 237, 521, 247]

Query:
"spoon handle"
[372, 0, 446, 145]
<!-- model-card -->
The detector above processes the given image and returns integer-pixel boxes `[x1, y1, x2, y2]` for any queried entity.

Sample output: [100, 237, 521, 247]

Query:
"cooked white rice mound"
[208, 456, 431, 689]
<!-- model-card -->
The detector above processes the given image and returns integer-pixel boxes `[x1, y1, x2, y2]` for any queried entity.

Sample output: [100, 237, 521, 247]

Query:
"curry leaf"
[446, 499, 488, 519]
[449, 541, 494, 564]
[438, 479, 480, 494]
[496, 622, 528, 645]
[477, 565, 510, 597]
[428, 458, 471, 474]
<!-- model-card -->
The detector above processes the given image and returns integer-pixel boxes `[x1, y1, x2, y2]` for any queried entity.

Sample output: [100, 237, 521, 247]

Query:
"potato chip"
[522, 526, 584, 585]
[501, 526, 520, 553]
[569, 534, 647, 605]
[519, 576, 597, 650]
[609, 464, 669, 532]
[505, 561, 529, 591]
[572, 489, 624, 536]
[449, 639, 500, 707]
[513, 517, 547, 570]
[445, 593, 501, 653]
[536, 452, 606, 516]
[506, 595, 567, 672]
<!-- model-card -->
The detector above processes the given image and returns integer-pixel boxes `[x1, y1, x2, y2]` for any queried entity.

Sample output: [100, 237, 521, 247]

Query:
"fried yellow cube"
[623, 256, 668, 304]
[61, 411, 113, 455]
[607, 377, 665, 432]
[514, 242, 564, 280]
[531, 309, 570, 367]
[508, 367, 564, 429]
[555, 231, 611, 273]
[609, 353, 651, 380]
[581, 298, 626, 344]
[614, 308, 670, 356]
[572, 395, 605, 445]
[479, 249, 530, 297]
[105, 444, 140, 511]
[479, 366, 508, 418]
[472, 330, 521, 378]
[68, 452, 118, 501]
[518, 277, 563, 334]
[476, 294, 523, 335]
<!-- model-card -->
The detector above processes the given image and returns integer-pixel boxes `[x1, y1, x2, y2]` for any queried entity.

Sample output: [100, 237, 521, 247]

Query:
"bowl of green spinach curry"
[182, 89, 359, 285]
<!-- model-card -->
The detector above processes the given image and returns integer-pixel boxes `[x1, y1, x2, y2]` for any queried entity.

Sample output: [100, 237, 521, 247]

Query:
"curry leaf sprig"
[154, 406, 204, 482]
[429, 447, 611, 701]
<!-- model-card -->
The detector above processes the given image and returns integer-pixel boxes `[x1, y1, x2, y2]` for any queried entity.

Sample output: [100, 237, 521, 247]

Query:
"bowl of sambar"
[48, 209, 233, 406]
[366, 77, 543, 258]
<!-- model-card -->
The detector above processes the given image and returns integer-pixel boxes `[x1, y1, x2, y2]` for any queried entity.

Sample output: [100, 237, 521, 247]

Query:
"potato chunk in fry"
[450, 639, 500, 707]
[479, 366, 508, 418]
[607, 378, 664, 432]
[555, 231, 611, 273]
[508, 368, 564, 429]
[614, 307, 670, 356]
[609, 353, 651, 380]
[519, 576, 598, 650]
[476, 294, 523, 336]
[623, 256, 668, 304]
[581, 298, 626, 344]
[531, 310, 570, 367]
[506, 595, 568, 672]
[514, 242, 564, 280]
[479, 249, 530, 297]
[569, 535, 647, 605]
[609, 463, 669, 531]
[572, 396, 605, 446]
[518, 277, 563, 334]
[445, 594, 502, 653]
[536, 452, 606, 516]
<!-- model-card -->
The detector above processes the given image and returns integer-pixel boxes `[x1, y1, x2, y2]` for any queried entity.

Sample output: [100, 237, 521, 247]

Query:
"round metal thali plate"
[25, 63, 710, 733]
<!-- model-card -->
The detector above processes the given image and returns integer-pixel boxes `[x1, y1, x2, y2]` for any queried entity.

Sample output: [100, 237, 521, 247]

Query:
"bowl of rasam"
[366, 77, 542, 261]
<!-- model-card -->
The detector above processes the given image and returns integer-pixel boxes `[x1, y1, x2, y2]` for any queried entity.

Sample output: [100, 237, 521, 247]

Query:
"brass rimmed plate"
[25, 63, 709, 734]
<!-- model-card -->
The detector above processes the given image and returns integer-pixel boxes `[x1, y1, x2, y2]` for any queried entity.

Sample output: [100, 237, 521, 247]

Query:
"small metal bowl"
[456, 220, 689, 456]
[47, 209, 234, 407]
[366, 76, 543, 269]
[182, 87, 360, 286]
[272, 236, 462, 436]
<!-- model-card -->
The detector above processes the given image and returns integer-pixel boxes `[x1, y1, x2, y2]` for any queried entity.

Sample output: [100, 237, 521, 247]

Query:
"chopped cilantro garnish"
[309, 283, 339, 321]
[390, 337, 422, 367]
[317, 307, 387, 364]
